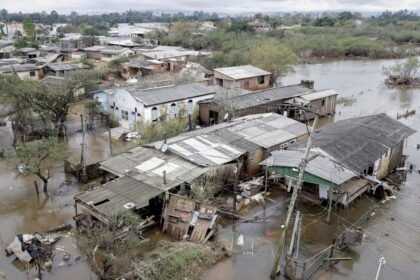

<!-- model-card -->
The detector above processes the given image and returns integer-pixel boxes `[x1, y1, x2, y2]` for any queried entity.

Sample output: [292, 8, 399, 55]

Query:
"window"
[187, 100, 193, 115]
[121, 110, 128, 120]
[151, 107, 158, 122]
[244, 81, 249, 89]
[29, 71, 36, 77]
[257, 76, 265, 85]
[170, 103, 177, 119]
[321, 99, 326, 106]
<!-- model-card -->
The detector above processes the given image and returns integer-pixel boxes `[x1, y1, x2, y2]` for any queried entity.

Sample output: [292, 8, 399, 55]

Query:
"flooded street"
[1, 58, 420, 279]
[204, 59, 420, 280]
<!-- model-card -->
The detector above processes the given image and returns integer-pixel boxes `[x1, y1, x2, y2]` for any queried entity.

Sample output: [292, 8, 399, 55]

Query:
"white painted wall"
[16, 70, 41, 81]
[100, 88, 214, 130]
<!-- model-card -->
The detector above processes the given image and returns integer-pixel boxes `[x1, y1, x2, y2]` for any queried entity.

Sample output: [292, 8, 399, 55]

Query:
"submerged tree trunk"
[42, 178, 48, 193]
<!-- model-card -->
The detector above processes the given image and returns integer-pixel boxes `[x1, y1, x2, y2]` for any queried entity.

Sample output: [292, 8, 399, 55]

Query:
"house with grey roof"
[0, 64, 44, 80]
[94, 83, 216, 129]
[311, 113, 416, 180]
[261, 113, 416, 206]
[44, 63, 91, 77]
[99, 47, 135, 62]
[150, 113, 308, 177]
[74, 146, 208, 224]
[214, 65, 272, 91]
[199, 80, 337, 125]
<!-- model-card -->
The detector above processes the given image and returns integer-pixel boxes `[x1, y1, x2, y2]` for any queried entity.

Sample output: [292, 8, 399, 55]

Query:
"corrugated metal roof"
[0, 64, 41, 73]
[126, 83, 216, 107]
[169, 133, 246, 166]
[312, 113, 416, 173]
[140, 46, 210, 60]
[100, 47, 132, 55]
[163, 113, 307, 166]
[227, 113, 307, 148]
[300, 89, 338, 101]
[84, 45, 106, 51]
[214, 65, 271, 80]
[46, 63, 90, 71]
[216, 84, 314, 110]
[75, 176, 163, 217]
[261, 149, 357, 186]
[100, 146, 207, 190]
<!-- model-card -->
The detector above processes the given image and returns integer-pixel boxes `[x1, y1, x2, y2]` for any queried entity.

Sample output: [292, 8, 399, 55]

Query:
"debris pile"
[4, 224, 72, 264]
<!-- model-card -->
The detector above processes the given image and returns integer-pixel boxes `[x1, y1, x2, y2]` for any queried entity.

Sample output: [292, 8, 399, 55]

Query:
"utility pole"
[375, 256, 386, 280]
[270, 115, 319, 279]
[287, 211, 300, 257]
[296, 215, 302, 258]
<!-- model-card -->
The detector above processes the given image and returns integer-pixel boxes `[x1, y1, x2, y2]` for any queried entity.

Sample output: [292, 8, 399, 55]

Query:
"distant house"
[136, 46, 211, 72]
[200, 21, 216, 31]
[119, 59, 165, 80]
[0, 46, 16, 59]
[0, 64, 44, 80]
[44, 63, 90, 77]
[214, 65, 272, 91]
[18, 48, 40, 60]
[99, 47, 135, 62]
[248, 20, 271, 31]
[34, 53, 65, 64]
[94, 83, 216, 129]
[84, 46, 106, 60]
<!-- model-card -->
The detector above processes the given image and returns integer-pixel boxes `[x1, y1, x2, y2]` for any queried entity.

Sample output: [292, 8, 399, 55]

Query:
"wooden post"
[34, 181, 39, 195]
[327, 189, 333, 223]
[233, 160, 240, 212]
[327, 239, 336, 269]
[107, 115, 113, 156]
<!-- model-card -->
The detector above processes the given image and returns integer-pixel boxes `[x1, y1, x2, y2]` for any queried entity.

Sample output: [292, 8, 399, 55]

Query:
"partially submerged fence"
[286, 244, 334, 280]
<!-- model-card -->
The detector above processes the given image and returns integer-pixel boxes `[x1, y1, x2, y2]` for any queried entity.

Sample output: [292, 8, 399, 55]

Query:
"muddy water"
[203, 59, 420, 280]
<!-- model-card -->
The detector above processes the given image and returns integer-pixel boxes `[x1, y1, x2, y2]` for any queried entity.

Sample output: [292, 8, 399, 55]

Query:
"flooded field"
[1, 58, 420, 279]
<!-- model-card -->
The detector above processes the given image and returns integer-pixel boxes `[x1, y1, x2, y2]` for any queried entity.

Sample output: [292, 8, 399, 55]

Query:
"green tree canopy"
[251, 41, 298, 86]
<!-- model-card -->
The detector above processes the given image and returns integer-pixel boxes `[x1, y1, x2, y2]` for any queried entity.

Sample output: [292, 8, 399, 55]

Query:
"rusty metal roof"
[75, 176, 163, 217]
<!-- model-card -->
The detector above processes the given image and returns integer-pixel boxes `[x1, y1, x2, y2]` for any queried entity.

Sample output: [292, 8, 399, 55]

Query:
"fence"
[286, 245, 334, 280]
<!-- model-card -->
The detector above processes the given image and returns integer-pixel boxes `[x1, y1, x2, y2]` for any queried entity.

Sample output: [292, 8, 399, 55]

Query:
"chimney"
[301, 80, 314, 89]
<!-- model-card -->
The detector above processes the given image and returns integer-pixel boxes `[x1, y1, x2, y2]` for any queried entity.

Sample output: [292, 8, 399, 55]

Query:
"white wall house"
[94, 83, 216, 130]
[100, 47, 135, 62]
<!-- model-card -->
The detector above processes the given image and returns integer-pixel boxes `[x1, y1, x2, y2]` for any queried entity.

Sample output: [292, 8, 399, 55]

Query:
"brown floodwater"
[203, 58, 420, 280]
[1, 58, 420, 280]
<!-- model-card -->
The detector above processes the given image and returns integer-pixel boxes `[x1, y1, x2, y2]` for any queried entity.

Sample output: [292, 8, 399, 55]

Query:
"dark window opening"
[151, 107, 158, 122]
[257, 76, 265, 85]
[321, 99, 325, 106]
[29, 71, 36, 77]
